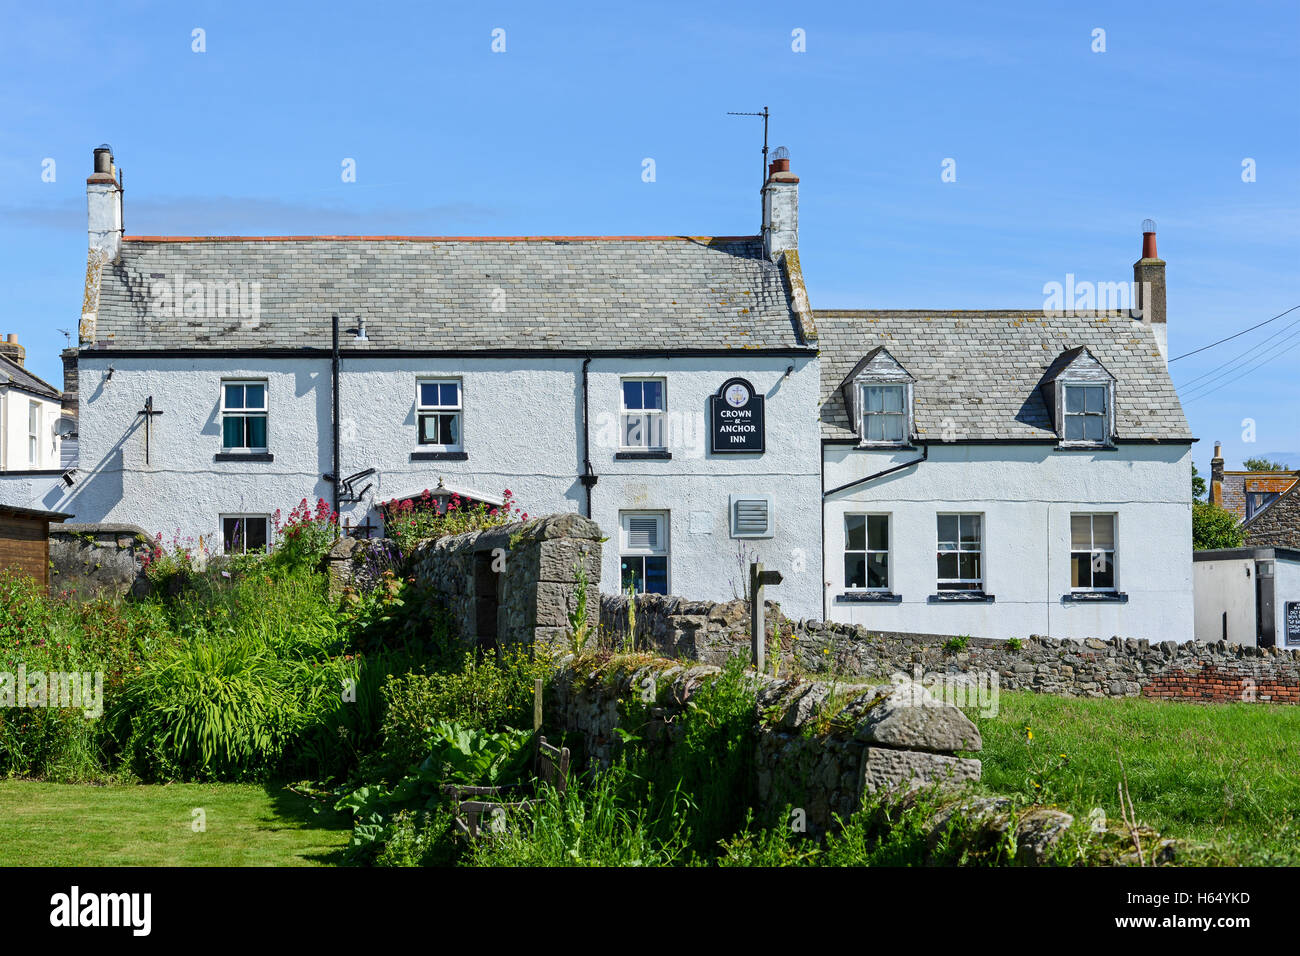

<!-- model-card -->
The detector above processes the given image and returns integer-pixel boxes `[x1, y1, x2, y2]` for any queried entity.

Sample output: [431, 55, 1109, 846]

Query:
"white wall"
[23, 353, 823, 619]
[823, 442, 1194, 642]
[0, 390, 63, 471]
[1273, 557, 1300, 650]
[1193, 557, 1256, 646]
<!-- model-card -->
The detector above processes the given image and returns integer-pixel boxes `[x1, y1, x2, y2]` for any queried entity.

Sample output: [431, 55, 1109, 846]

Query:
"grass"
[0, 780, 350, 866]
[973, 691, 1300, 864]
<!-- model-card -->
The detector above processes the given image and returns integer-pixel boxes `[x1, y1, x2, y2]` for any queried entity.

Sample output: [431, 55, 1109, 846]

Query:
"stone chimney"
[61, 347, 79, 423]
[761, 146, 798, 260]
[87, 144, 123, 263]
[0, 333, 25, 367]
[1210, 441, 1224, 507]
[1134, 218, 1167, 362]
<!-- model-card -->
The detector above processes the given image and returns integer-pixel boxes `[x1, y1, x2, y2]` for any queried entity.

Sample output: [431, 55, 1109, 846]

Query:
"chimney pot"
[93, 145, 114, 175]
[6, 334, 16, 344]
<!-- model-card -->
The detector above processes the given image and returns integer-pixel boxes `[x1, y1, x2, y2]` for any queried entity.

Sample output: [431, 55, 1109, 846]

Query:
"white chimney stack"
[761, 145, 798, 260]
[87, 144, 123, 263]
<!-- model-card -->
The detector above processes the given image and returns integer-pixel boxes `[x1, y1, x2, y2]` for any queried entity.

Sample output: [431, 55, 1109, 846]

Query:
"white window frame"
[1060, 382, 1111, 446]
[220, 513, 271, 554]
[936, 513, 984, 592]
[844, 512, 891, 592]
[28, 401, 39, 466]
[620, 377, 667, 451]
[857, 382, 910, 446]
[220, 380, 269, 453]
[1070, 512, 1118, 592]
[619, 510, 669, 594]
[416, 378, 463, 450]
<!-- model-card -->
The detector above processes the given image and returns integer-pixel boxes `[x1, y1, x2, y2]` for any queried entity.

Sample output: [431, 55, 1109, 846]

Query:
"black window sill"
[411, 451, 468, 461]
[214, 452, 274, 463]
[1054, 443, 1118, 452]
[836, 592, 902, 604]
[1062, 591, 1129, 603]
[615, 450, 672, 460]
[928, 592, 995, 603]
[856, 443, 918, 451]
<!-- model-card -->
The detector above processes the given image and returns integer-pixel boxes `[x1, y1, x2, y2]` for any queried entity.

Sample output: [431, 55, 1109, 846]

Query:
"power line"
[1169, 304, 1300, 362]
[1175, 311, 1300, 392]
[1181, 333, 1300, 404]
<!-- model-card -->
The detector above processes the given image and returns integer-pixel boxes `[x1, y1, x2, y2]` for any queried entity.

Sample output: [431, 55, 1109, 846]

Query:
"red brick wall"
[1142, 665, 1300, 703]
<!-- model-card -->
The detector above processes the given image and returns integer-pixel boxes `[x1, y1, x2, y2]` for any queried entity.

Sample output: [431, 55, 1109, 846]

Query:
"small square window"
[845, 513, 889, 590]
[620, 511, 668, 594]
[859, 384, 908, 444]
[221, 381, 268, 452]
[221, 514, 270, 554]
[1070, 513, 1117, 591]
[621, 378, 666, 450]
[1062, 384, 1109, 445]
[417, 379, 463, 450]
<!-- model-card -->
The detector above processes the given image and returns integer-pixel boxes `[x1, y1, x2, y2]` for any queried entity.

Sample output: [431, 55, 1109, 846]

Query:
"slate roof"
[0, 355, 60, 401]
[817, 310, 1192, 442]
[90, 236, 812, 352]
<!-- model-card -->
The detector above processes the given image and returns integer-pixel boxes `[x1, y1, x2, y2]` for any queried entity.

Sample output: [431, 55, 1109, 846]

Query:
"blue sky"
[2, 1, 1296, 476]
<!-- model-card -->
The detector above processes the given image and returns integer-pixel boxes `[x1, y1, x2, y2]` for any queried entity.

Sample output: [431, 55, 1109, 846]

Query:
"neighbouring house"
[3, 145, 824, 619]
[1208, 441, 1299, 523]
[817, 223, 1195, 642]
[0, 503, 71, 589]
[0, 334, 69, 472]
[1194, 547, 1300, 649]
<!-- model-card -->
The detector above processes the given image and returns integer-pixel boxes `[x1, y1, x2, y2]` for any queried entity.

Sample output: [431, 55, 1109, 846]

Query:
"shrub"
[379, 649, 553, 772]
[378, 488, 528, 555]
[270, 498, 339, 573]
[0, 568, 52, 645]
[1192, 500, 1246, 551]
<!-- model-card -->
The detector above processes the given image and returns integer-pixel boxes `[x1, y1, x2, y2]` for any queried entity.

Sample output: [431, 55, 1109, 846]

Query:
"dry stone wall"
[600, 592, 1300, 704]
[49, 523, 153, 599]
[549, 654, 981, 832]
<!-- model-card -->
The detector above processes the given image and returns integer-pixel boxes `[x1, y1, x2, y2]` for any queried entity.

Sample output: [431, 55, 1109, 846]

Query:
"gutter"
[823, 443, 929, 499]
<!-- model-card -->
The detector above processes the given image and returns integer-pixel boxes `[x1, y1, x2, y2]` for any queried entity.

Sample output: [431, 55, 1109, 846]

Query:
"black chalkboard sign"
[1286, 602, 1300, 648]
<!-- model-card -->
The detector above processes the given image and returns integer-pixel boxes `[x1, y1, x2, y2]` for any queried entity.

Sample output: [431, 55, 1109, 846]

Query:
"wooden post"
[533, 677, 543, 732]
[750, 561, 783, 674]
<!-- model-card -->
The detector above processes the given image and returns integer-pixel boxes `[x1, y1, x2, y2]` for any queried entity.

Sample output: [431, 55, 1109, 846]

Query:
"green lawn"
[973, 691, 1300, 864]
[0, 781, 350, 866]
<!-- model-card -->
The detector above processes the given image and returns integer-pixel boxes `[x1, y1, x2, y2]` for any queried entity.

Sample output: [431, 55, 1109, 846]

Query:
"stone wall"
[549, 654, 981, 833]
[1244, 486, 1300, 549]
[48, 523, 153, 599]
[602, 592, 1300, 704]
[332, 514, 602, 653]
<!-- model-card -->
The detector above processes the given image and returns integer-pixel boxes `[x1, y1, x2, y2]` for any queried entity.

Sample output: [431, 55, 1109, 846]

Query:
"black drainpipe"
[579, 357, 597, 516]
[331, 314, 340, 523]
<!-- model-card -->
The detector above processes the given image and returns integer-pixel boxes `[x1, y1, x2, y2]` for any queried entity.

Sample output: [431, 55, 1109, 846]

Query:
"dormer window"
[1062, 384, 1108, 443]
[861, 385, 907, 443]
[1040, 347, 1115, 448]
[839, 347, 914, 447]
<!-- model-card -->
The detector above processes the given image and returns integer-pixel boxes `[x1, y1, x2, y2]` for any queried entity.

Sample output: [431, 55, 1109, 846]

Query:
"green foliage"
[1191, 463, 1206, 501]
[378, 649, 552, 773]
[943, 634, 971, 654]
[566, 560, 592, 655]
[1243, 457, 1289, 472]
[0, 568, 52, 644]
[465, 765, 692, 867]
[1005, 637, 1023, 652]
[1192, 500, 1246, 550]
[423, 722, 535, 786]
[268, 498, 339, 573]
[379, 488, 528, 556]
[627, 654, 758, 853]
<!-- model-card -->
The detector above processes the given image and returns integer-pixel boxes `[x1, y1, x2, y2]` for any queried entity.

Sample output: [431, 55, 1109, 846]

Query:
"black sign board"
[1286, 602, 1300, 648]
[710, 377, 765, 454]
